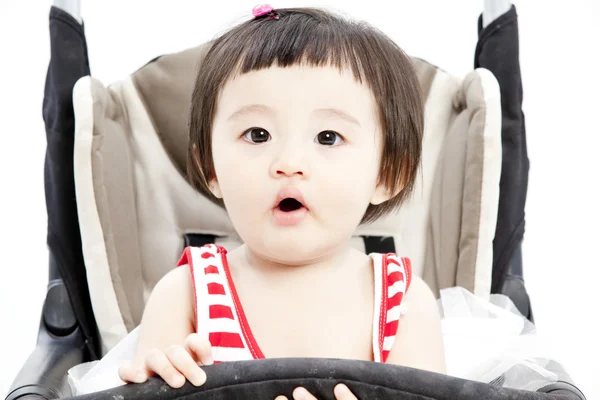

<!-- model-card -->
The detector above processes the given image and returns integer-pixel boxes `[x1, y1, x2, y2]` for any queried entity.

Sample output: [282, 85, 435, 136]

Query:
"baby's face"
[210, 65, 384, 263]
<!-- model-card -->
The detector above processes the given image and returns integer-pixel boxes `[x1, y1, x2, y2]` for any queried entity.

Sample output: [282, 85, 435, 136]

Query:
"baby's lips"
[273, 186, 308, 209]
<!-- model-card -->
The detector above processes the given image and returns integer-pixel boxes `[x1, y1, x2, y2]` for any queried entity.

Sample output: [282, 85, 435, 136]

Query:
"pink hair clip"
[252, 4, 279, 19]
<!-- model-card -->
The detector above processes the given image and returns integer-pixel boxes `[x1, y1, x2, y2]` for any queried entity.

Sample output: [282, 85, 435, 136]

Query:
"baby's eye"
[315, 130, 343, 146]
[242, 127, 271, 144]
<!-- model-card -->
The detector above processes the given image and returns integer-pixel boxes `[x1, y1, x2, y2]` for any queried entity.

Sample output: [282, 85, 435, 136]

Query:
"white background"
[0, 0, 599, 398]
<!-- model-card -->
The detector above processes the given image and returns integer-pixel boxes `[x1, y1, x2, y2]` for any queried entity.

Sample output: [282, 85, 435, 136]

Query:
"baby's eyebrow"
[228, 104, 274, 121]
[313, 108, 361, 127]
[227, 105, 361, 127]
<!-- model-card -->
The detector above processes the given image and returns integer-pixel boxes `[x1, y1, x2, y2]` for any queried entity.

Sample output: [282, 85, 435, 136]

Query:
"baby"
[118, 5, 445, 399]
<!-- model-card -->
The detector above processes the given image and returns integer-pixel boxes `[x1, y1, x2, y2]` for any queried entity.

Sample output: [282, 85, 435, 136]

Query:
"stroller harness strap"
[177, 244, 412, 364]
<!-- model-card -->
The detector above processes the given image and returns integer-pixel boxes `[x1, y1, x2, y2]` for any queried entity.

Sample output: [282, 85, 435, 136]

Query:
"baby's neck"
[231, 244, 362, 279]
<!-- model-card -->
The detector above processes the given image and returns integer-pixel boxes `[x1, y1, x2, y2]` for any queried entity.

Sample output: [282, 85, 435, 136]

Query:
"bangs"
[208, 8, 385, 86]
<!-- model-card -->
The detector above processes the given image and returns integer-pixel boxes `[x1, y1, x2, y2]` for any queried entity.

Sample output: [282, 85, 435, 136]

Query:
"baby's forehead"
[217, 65, 378, 120]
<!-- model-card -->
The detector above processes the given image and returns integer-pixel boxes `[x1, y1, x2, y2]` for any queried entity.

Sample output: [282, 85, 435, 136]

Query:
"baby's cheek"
[343, 151, 380, 185]
[213, 148, 253, 184]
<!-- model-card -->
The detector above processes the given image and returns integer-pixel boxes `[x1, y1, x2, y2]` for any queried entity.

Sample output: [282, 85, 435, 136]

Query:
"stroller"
[5, 3, 587, 400]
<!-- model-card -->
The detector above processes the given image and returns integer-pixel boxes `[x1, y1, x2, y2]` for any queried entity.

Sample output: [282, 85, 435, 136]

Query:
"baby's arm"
[385, 276, 446, 374]
[118, 266, 213, 387]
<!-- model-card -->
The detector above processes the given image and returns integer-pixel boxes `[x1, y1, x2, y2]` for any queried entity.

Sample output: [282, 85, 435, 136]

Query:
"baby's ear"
[370, 183, 402, 205]
[208, 179, 223, 199]
[371, 157, 412, 205]
[192, 144, 221, 198]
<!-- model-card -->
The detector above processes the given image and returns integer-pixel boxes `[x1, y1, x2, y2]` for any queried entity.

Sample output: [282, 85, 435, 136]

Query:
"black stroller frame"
[5, 5, 587, 400]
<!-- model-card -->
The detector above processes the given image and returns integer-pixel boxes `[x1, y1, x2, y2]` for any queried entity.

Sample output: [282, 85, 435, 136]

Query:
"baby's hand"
[275, 384, 357, 400]
[118, 333, 213, 388]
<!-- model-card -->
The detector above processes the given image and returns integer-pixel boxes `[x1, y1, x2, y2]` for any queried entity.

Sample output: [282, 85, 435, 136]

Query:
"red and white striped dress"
[177, 244, 412, 364]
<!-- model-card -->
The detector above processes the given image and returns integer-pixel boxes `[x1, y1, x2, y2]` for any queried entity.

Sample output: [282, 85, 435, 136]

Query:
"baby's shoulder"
[140, 253, 196, 328]
[154, 261, 194, 299]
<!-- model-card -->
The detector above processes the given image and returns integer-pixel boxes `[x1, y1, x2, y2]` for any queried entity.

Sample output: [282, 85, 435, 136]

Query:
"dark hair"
[188, 7, 423, 224]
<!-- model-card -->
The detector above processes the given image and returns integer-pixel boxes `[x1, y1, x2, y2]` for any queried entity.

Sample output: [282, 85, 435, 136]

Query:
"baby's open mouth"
[278, 198, 304, 212]
[272, 188, 308, 225]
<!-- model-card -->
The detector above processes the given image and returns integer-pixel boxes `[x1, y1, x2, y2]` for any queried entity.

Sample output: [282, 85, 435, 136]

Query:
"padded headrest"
[73, 44, 501, 354]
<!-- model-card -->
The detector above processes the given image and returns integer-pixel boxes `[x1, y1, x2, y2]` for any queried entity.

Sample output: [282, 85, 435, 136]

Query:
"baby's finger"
[118, 363, 147, 384]
[292, 387, 318, 400]
[334, 384, 358, 400]
[185, 333, 214, 366]
[165, 345, 207, 387]
[145, 348, 186, 388]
